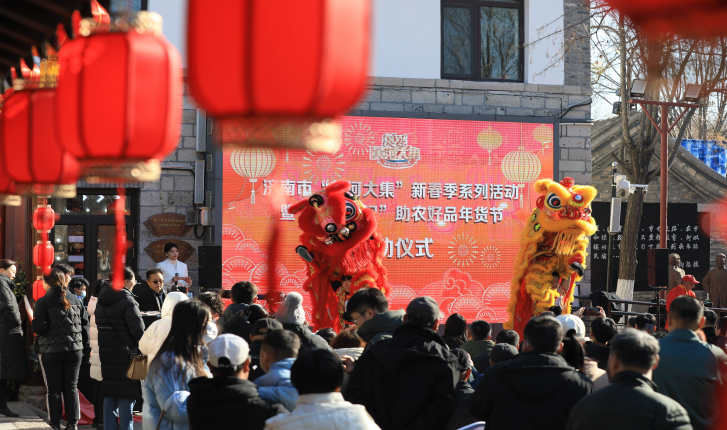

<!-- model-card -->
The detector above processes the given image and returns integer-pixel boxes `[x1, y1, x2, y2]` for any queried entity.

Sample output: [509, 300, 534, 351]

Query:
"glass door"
[50, 190, 138, 283]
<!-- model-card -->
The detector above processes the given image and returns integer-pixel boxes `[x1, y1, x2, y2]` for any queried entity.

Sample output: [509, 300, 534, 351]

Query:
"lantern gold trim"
[82, 159, 161, 183]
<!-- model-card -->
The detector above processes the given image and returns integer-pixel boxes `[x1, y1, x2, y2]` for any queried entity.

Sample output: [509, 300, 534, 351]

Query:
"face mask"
[79, 291, 86, 300]
[202, 321, 218, 345]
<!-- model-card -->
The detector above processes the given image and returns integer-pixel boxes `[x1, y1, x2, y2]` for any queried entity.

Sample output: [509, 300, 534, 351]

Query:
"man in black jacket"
[584, 316, 617, 370]
[567, 329, 692, 430]
[220, 281, 257, 332]
[188, 334, 286, 430]
[345, 296, 459, 430]
[0, 260, 28, 417]
[345, 288, 404, 347]
[469, 316, 593, 429]
[134, 269, 166, 314]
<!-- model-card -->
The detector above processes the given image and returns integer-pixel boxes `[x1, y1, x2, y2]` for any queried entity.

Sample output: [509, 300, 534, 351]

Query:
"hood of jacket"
[369, 323, 457, 373]
[357, 309, 405, 342]
[161, 291, 189, 319]
[188, 377, 262, 417]
[498, 352, 579, 398]
[98, 285, 135, 307]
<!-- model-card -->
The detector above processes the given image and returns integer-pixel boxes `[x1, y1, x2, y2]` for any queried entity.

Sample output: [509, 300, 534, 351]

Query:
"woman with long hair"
[442, 313, 468, 350]
[88, 279, 109, 429]
[96, 267, 145, 430]
[32, 268, 91, 430]
[0, 259, 29, 417]
[142, 300, 212, 430]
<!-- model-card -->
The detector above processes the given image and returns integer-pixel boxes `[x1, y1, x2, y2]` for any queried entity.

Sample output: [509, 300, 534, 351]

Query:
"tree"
[591, 2, 727, 298]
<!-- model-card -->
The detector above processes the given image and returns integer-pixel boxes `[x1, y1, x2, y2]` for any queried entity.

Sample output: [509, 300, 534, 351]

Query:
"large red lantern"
[33, 241, 54, 269]
[605, 0, 727, 39]
[33, 205, 56, 233]
[0, 169, 20, 206]
[187, 0, 370, 151]
[0, 89, 79, 197]
[57, 13, 182, 182]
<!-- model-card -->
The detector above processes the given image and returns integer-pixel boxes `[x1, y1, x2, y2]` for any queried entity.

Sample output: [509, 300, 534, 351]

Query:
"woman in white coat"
[138, 292, 189, 368]
[88, 279, 109, 429]
[156, 243, 192, 290]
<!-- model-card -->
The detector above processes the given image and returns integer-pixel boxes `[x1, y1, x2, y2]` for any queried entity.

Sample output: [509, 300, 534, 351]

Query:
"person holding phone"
[156, 242, 192, 290]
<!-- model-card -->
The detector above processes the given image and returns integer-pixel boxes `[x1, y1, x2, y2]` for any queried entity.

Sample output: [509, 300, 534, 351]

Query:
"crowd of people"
[1, 251, 727, 430]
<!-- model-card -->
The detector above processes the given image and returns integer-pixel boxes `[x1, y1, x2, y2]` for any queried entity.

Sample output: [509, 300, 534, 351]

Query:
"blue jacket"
[254, 358, 298, 411]
[652, 329, 727, 430]
[142, 351, 210, 430]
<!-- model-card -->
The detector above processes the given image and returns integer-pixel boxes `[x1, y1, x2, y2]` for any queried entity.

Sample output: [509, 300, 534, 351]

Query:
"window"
[441, 0, 523, 82]
[109, 0, 148, 20]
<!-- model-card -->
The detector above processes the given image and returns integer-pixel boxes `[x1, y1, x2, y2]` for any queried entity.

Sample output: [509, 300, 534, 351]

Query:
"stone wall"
[137, 86, 203, 284]
[563, 1, 591, 88]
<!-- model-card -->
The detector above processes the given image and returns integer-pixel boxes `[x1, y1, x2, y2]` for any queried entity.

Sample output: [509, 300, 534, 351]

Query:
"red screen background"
[221, 116, 554, 324]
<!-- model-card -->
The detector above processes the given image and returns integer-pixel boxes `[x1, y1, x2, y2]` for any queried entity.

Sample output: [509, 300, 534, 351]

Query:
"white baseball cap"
[556, 314, 586, 340]
[208, 334, 250, 368]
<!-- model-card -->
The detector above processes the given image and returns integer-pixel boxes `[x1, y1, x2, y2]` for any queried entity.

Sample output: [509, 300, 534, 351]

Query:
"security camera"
[616, 188, 628, 198]
[642, 188, 648, 195]
[616, 179, 630, 198]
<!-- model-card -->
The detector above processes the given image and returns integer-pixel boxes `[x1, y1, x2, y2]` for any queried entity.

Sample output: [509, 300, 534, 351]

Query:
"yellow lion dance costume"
[505, 177, 597, 336]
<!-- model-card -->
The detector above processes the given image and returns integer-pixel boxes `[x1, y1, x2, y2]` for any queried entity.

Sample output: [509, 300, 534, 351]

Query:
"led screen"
[221, 116, 554, 324]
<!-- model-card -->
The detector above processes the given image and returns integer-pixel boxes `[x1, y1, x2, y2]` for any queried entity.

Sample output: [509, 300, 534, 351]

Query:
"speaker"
[198, 265, 222, 290]
[198, 246, 222, 267]
[647, 248, 669, 286]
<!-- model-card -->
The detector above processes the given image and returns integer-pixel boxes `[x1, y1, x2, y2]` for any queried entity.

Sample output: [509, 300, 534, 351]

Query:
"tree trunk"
[616, 190, 645, 301]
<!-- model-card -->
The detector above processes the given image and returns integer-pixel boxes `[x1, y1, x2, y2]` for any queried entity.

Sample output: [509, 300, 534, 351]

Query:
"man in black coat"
[188, 334, 286, 430]
[0, 260, 28, 417]
[584, 317, 617, 370]
[469, 316, 594, 430]
[567, 329, 691, 430]
[134, 269, 166, 314]
[345, 296, 459, 430]
[95, 280, 145, 415]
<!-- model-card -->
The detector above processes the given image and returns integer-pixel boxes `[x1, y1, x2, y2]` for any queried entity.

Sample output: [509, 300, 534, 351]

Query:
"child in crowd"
[255, 329, 300, 411]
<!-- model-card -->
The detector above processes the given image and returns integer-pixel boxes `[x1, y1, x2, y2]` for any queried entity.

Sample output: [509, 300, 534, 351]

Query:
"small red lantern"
[0, 89, 80, 197]
[605, 0, 727, 39]
[33, 277, 46, 301]
[187, 0, 370, 151]
[33, 241, 55, 269]
[33, 205, 56, 233]
[57, 13, 182, 182]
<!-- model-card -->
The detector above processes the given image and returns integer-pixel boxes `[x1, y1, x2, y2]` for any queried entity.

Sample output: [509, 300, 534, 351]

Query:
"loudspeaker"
[198, 246, 222, 267]
[198, 265, 222, 290]
[647, 248, 669, 286]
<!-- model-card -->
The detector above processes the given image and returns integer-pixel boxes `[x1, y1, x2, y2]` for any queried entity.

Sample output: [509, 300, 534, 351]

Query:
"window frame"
[441, 0, 525, 83]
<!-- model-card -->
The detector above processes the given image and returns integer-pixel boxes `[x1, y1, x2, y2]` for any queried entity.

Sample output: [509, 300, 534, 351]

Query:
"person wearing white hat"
[187, 334, 286, 430]
[557, 314, 608, 391]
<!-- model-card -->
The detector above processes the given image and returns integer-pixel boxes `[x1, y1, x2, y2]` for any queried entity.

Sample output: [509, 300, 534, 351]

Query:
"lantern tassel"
[111, 187, 126, 290]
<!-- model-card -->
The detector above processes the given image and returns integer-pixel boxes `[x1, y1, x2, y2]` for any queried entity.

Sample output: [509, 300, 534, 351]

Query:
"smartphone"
[583, 307, 599, 316]
[645, 324, 655, 333]
[187, 291, 194, 299]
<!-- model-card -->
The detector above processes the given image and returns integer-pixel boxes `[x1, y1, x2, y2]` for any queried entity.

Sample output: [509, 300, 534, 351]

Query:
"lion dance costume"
[505, 177, 597, 336]
[288, 180, 389, 331]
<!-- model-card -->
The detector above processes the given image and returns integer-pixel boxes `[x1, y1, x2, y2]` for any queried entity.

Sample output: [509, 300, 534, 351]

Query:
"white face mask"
[202, 321, 218, 345]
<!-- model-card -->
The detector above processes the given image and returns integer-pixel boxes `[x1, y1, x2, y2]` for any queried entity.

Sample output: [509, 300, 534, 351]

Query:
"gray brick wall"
[138, 85, 202, 284]
[563, 1, 591, 88]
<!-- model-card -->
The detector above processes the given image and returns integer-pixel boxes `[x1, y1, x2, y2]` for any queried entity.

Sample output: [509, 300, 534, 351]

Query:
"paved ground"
[4, 403, 142, 430]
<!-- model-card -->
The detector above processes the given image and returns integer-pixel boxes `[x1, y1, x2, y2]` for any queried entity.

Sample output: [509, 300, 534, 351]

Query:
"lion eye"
[345, 202, 357, 220]
[546, 193, 562, 209]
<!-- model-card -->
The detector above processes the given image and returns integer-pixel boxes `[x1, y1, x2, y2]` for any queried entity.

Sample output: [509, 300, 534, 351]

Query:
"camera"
[615, 175, 630, 198]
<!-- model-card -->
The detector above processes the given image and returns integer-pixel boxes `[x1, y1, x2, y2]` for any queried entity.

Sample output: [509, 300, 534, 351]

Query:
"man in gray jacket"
[567, 329, 692, 430]
[344, 288, 404, 347]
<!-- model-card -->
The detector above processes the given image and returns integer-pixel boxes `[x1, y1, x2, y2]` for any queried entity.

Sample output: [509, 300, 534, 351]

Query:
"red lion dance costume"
[288, 180, 389, 331]
[505, 177, 597, 337]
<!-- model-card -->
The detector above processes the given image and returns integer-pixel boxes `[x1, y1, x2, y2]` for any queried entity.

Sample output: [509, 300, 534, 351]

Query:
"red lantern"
[0, 90, 80, 196]
[605, 0, 727, 39]
[32, 277, 46, 301]
[33, 205, 56, 233]
[187, 0, 370, 120]
[0, 168, 20, 206]
[57, 15, 182, 182]
[33, 241, 54, 268]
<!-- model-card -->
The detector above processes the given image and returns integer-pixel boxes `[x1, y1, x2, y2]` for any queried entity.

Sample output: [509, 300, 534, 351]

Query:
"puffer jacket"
[264, 392, 380, 430]
[255, 358, 299, 412]
[139, 292, 189, 368]
[88, 295, 102, 381]
[0, 273, 29, 380]
[345, 323, 459, 430]
[32, 288, 90, 355]
[281, 323, 329, 351]
[95, 286, 145, 399]
[142, 350, 210, 430]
